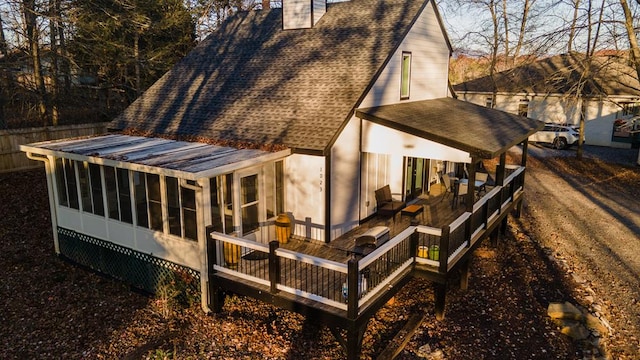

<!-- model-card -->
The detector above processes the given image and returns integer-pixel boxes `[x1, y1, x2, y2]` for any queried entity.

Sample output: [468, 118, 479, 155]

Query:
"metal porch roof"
[21, 134, 291, 180]
[356, 97, 544, 159]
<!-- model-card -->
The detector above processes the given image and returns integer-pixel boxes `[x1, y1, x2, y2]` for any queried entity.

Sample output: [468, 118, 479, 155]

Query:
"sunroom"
[21, 134, 291, 310]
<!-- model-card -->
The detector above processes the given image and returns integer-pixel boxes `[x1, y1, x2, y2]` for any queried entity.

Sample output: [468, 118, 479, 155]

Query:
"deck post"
[490, 228, 499, 247]
[434, 282, 447, 320]
[269, 240, 280, 294]
[409, 223, 419, 259]
[496, 153, 506, 186]
[346, 320, 368, 360]
[206, 225, 225, 313]
[347, 255, 359, 319]
[459, 260, 470, 291]
[438, 225, 450, 274]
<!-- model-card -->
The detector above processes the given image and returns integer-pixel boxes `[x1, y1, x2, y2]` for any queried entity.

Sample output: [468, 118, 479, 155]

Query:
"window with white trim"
[400, 52, 412, 100]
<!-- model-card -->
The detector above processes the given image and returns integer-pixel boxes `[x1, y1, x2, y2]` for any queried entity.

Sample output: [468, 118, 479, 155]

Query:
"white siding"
[54, 204, 201, 270]
[284, 154, 325, 240]
[330, 117, 360, 240]
[359, 152, 390, 219]
[458, 92, 633, 148]
[362, 120, 471, 163]
[360, 2, 450, 107]
[283, 0, 312, 30]
[313, 0, 326, 25]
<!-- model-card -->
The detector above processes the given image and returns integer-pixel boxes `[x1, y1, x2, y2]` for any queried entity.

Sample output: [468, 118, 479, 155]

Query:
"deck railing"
[209, 166, 526, 318]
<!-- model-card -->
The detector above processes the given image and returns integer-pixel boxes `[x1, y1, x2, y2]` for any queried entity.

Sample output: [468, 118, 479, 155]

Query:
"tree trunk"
[134, 31, 141, 98]
[502, 0, 509, 66]
[568, 0, 581, 53]
[620, 0, 640, 83]
[23, 0, 50, 125]
[0, 11, 8, 57]
[514, 0, 532, 60]
[49, 0, 59, 125]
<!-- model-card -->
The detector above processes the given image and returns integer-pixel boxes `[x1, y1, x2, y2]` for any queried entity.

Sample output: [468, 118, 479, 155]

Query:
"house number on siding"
[319, 167, 323, 192]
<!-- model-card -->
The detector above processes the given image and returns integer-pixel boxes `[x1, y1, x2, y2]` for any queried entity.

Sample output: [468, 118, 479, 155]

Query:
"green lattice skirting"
[57, 227, 200, 296]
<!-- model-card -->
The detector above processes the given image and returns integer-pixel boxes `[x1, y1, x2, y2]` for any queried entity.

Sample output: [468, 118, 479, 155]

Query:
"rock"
[548, 302, 583, 321]
[416, 344, 444, 359]
[585, 313, 609, 336]
[584, 295, 594, 305]
[560, 322, 590, 340]
[571, 273, 586, 284]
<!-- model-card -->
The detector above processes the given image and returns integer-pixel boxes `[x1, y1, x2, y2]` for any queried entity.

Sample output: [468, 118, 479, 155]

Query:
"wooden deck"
[206, 166, 527, 360]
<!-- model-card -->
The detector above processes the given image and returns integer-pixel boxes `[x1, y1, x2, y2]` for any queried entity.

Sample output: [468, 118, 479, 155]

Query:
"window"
[241, 174, 259, 234]
[518, 99, 529, 117]
[104, 166, 133, 224]
[166, 176, 181, 237]
[622, 102, 640, 116]
[182, 182, 197, 240]
[76, 161, 104, 215]
[147, 174, 163, 231]
[485, 96, 494, 109]
[133, 171, 149, 228]
[400, 52, 411, 100]
[210, 174, 234, 235]
[54, 158, 79, 209]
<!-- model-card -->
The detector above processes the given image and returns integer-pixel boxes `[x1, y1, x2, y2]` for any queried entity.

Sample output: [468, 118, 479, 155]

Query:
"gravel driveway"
[519, 144, 640, 358]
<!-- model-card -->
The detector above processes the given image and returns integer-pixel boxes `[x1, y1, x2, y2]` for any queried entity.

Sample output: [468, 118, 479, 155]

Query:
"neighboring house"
[453, 52, 640, 148]
[21, 0, 542, 357]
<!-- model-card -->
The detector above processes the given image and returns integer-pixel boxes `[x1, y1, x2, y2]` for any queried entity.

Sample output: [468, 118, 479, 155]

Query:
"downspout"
[26, 152, 59, 254]
[179, 178, 209, 312]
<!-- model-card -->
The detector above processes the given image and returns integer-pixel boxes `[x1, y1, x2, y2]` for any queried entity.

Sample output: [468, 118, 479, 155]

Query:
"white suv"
[529, 123, 582, 149]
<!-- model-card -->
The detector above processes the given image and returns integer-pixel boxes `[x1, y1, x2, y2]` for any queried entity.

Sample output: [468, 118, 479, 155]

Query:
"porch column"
[465, 159, 477, 213]
[495, 153, 506, 186]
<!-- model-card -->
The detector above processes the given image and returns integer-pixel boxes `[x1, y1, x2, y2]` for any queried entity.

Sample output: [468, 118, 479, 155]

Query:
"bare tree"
[620, 0, 640, 82]
[513, 0, 534, 60]
[22, 0, 51, 125]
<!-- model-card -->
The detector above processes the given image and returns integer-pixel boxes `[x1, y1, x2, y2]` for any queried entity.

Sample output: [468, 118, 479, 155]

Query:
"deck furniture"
[401, 204, 424, 222]
[375, 185, 406, 219]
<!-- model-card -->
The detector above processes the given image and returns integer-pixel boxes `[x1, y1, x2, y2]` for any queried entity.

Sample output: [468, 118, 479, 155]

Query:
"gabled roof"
[453, 53, 640, 97]
[356, 98, 543, 159]
[110, 0, 450, 155]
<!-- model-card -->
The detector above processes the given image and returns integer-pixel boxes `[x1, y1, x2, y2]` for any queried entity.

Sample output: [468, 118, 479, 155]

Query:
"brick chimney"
[282, 0, 327, 30]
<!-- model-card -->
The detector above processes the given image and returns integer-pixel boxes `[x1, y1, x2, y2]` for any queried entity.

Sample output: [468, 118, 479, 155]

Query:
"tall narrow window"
[89, 163, 104, 216]
[147, 174, 163, 231]
[166, 176, 182, 237]
[55, 158, 68, 207]
[64, 159, 79, 209]
[104, 166, 119, 220]
[182, 181, 197, 240]
[117, 169, 133, 224]
[400, 52, 411, 100]
[275, 161, 284, 215]
[518, 99, 529, 117]
[241, 174, 259, 234]
[78, 162, 92, 213]
[133, 171, 148, 228]
[210, 175, 234, 235]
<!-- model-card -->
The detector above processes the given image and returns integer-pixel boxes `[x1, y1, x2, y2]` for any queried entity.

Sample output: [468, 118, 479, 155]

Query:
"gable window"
[400, 52, 412, 100]
[518, 99, 529, 117]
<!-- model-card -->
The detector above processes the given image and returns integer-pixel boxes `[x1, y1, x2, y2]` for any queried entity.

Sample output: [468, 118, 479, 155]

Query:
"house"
[21, 0, 542, 357]
[453, 52, 640, 148]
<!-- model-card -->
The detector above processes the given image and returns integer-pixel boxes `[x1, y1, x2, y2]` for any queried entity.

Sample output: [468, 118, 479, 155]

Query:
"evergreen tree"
[69, 0, 195, 103]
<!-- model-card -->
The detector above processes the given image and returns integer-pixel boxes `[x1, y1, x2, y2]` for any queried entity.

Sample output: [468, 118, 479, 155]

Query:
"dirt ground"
[1, 145, 639, 359]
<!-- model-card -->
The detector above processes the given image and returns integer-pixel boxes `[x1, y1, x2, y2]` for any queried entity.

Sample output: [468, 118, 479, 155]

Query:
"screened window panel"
[104, 166, 120, 220]
[133, 172, 149, 228]
[117, 169, 133, 224]
[64, 159, 79, 210]
[78, 162, 92, 213]
[54, 158, 68, 207]
[166, 176, 181, 237]
[147, 174, 162, 231]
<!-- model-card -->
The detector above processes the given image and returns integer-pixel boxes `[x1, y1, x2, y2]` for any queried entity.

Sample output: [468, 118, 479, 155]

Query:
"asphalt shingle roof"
[453, 53, 640, 97]
[356, 98, 544, 159]
[110, 0, 432, 154]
